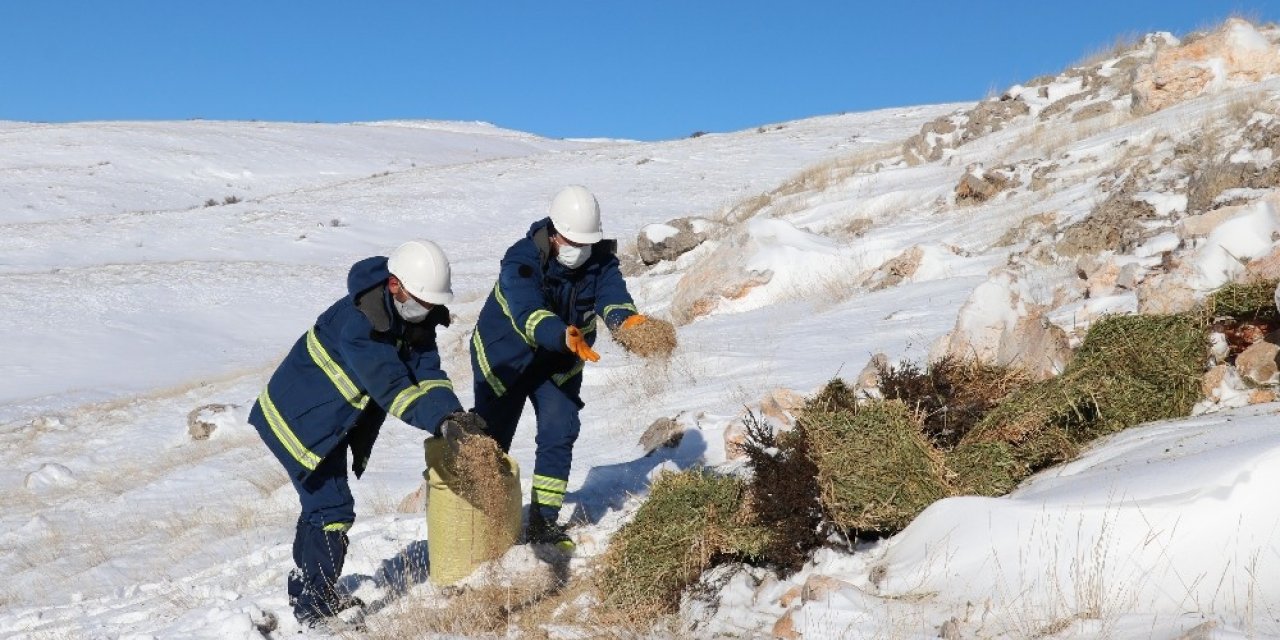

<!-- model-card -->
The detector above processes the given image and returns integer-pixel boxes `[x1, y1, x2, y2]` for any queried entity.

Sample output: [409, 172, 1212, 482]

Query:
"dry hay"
[615, 317, 678, 358]
[1206, 279, 1280, 324]
[946, 442, 1024, 496]
[964, 314, 1205, 467]
[452, 434, 513, 559]
[878, 357, 1034, 449]
[800, 399, 949, 534]
[735, 411, 824, 571]
[597, 469, 768, 615]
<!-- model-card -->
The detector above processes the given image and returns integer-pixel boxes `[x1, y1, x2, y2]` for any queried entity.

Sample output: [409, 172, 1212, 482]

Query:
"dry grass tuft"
[878, 357, 1034, 449]
[615, 317, 678, 358]
[597, 469, 768, 615]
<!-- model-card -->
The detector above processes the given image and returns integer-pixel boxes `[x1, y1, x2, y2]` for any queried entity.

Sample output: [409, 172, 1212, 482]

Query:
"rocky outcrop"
[1133, 19, 1280, 115]
[637, 217, 720, 266]
[933, 273, 1072, 379]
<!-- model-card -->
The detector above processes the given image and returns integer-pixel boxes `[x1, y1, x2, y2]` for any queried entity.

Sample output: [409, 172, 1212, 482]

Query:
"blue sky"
[2, 2, 1277, 140]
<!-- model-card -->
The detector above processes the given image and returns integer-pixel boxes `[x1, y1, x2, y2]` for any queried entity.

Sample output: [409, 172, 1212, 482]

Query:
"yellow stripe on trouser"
[494, 283, 535, 346]
[532, 474, 567, 507]
[258, 390, 322, 470]
[472, 329, 507, 396]
[305, 328, 369, 409]
[389, 379, 455, 418]
[323, 522, 351, 532]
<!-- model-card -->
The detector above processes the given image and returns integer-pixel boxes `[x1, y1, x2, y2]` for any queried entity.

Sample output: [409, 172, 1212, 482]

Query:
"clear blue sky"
[2, 1, 1277, 141]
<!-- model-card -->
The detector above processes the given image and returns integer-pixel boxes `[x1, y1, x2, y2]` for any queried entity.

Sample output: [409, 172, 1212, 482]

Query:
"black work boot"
[525, 510, 576, 553]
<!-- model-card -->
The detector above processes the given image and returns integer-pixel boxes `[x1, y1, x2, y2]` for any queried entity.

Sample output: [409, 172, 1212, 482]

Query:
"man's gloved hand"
[441, 411, 488, 456]
[565, 326, 601, 362]
[621, 314, 648, 330]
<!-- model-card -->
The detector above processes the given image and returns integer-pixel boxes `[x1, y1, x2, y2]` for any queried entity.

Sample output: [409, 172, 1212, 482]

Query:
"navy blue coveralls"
[249, 256, 462, 620]
[469, 218, 637, 520]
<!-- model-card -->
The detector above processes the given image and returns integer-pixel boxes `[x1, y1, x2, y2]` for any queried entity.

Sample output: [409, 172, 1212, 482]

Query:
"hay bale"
[946, 442, 1024, 496]
[1207, 280, 1279, 324]
[964, 314, 1205, 462]
[801, 399, 948, 534]
[615, 317, 678, 358]
[598, 469, 768, 614]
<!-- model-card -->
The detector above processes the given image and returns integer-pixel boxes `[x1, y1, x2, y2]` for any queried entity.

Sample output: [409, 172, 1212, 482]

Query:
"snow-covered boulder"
[186, 403, 241, 441]
[933, 272, 1071, 379]
[24, 463, 76, 490]
[1133, 19, 1280, 115]
[636, 217, 719, 266]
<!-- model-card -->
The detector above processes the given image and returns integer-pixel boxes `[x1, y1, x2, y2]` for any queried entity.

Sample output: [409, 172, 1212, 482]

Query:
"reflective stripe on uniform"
[602, 302, 638, 319]
[551, 361, 584, 386]
[532, 474, 568, 507]
[389, 379, 455, 419]
[305, 328, 369, 409]
[472, 328, 507, 397]
[323, 522, 352, 532]
[524, 310, 556, 343]
[258, 389, 322, 470]
[493, 283, 536, 346]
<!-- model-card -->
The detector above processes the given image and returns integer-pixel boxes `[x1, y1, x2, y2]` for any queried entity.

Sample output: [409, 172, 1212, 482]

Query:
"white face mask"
[556, 242, 592, 269]
[395, 296, 431, 323]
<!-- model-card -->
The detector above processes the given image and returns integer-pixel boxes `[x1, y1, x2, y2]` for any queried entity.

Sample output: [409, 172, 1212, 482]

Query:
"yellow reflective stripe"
[493, 283, 535, 346]
[581, 321, 596, 335]
[603, 303, 638, 318]
[552, 361, 584, 386]
[323, 522, 352, 532]
[532, 489, 565, 507]
[472, 329, 507, 396]
[305, 328, 368, 409]
[389, 379, 455, 419]
[532, 474, 568, 492]
[258, 390, 322, 470]
[525, 310, 556, 343]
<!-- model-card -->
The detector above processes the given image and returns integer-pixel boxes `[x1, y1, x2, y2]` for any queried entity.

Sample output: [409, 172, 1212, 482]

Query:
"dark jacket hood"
[347, 256, 391, 301]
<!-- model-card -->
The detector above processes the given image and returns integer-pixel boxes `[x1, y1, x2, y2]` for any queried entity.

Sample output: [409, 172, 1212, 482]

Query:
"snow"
[641, 222, 680, 243]
[8, 43, 1280, 637]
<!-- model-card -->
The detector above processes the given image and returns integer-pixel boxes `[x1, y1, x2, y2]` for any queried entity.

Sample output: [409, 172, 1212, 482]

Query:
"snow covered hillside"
[9, 17, 1280, 639]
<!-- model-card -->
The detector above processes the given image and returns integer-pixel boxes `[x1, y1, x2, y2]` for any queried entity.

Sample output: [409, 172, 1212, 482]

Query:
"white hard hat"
[388, 240, 454, 305]
[549, 185, 604, 244]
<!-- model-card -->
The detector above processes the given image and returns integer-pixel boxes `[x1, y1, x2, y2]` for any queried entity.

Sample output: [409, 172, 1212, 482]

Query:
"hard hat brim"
[559, 228, 604, 245]
[406, 285, 454, 305]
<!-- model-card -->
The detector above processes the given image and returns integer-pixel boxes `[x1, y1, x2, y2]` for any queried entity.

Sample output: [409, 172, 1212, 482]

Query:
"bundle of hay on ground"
[597, 469, 768, 614]
[1205, 279, 1279, 324]
[799, 397, 949, 534]
[962, 313, 1206, 475]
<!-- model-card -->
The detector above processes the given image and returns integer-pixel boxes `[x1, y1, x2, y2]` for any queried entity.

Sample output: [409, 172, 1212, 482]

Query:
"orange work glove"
[565, 326, 601, 362]
[620, 314, 648, 330]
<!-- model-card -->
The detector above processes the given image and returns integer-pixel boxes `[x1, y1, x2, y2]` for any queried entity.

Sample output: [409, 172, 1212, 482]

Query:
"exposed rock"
[939, 618, 963, 640]
[856, 353, 889, 396]
[1245, 246, 1280, 282]
[1237, 340, 1280, 385]
[955, 166, 1010, 205]
[637, 217, 719, 266]
[996, 212, 1057, 246]
[1082, 257, 1123, 299]
[1029, 165, 1059, 192]
[1186, 163, 1256, 215]
[759, 389, 805, 428]
[724, 419, 748, 461]
[1133, 19, 1280, 115]
[639, 415, 686, 455]
[800, 574, 854, 603]
[1250, 389, 1278, 404]
[1137, 271, 1200, 314]
[868, 246, 925, 290]
[1202, 364, 1231, 399]
[187, 403, 238, 441]
[778, 584, 803, 608]
[1072, 100, 1116, 122]
[1039, 92, 1090, 121]
[670, 229, 774, 324]
[772, 607, 801, 639]
[24, 463, 77, 490]
[398, 480, 428, 513]
[904, 96, 1030, 165]
[935, 273, 1071, 379]
[1057, 183, 1157, 257]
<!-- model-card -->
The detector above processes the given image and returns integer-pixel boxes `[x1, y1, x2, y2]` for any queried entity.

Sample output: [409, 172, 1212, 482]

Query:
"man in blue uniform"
[469, 186, 663, 550]
[249, 239, 483, 627]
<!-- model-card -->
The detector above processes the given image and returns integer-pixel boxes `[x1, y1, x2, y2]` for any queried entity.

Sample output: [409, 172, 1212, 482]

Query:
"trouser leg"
[287, 445, 355, 621]
[472, 373, 528, 453]
[528, 376, 583, 521]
